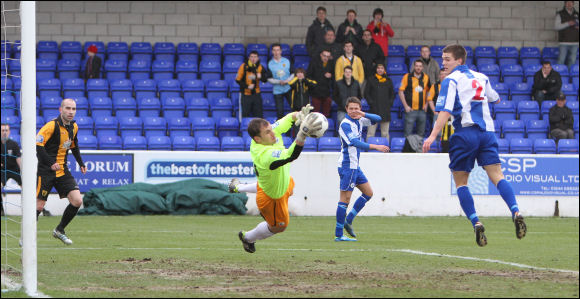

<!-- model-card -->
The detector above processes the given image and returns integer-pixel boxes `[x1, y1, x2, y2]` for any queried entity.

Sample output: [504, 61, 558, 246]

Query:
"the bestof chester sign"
[147, 161, 255, 178]
[68, 153, 133, 192]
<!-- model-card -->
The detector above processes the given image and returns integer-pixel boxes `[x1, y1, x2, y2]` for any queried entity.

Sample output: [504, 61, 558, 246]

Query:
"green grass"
[2, 215, 579, 297]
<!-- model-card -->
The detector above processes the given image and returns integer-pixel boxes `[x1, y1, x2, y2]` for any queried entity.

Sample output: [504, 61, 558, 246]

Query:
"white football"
[304, 112, 328, 138]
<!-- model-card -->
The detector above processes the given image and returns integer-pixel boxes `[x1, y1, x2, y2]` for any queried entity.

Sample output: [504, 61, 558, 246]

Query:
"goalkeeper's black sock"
[56, 204, 79, 232]
[36, 209, 41, 221]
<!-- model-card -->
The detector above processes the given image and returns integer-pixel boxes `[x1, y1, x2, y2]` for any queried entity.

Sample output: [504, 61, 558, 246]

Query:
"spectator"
[268, 43, 294, 120]
[549, 92, 575, 142]
[307, 49, 334, 118]
[555, 1, 579, 68]
[420, 46, 440, 86]
[426, 69, 447, 139]
[336, 9, 364, 49]
[306, 6, 335, 57]
[366, 8, 394, 64]
[83, 44, 102, 81]
[532, 61, 562, 106]
[236, 51, 268, 118]
[334, 66, 362, 124]
[288, 68, 317, 112]
[399, 59, 430, 138]
[335, 41, 365, 85]
[315, 29, 343, 61]
[364, 64, 395, 141]
[356, 29, 385, 81]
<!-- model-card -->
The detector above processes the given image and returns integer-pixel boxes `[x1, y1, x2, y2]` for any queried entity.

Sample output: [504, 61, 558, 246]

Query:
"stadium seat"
[501, 64, 523, 86]
[90, 96, 113, 117]
[109, 79, 133, 100]
[524, 64, 541, 84]
[292, 44, 308, 57]
[187, 97, 210, 119]
[86, 79, 109, 99]
[77, 135, 98, 150]
[137, 97, 161, 117]
[574, 119, 579, 141]
[151, 60, 174, 80]
[509, 82, 532, 103]
[191, 117, 215, 137]
[199, 60, 222, 84]
[57, 59, 81, 79]
[1, 94, 16, 116]
[533, 139, 557, 154]
[240, 117, 256, 139]
[475, 46, 496, 66]
[261, 94, 276, 118]
[317, 137, 341, 152]
[492, 82, 509, 100]
[220, 136, 244, 151]
[509, 138, 533, 154]
[75, 116, 94, 136]
[386, 63, 408, 76]
[557, 139, 579, 154]
[497, 138, 510, 154]
[526, 120, 549, 141]
[128, 59, 151, 80]
[210, 98, 233, 120]
[223, 43, 244, 57]
[143, 116, 167, 138]
[118, 116, 143, 138]
[62, 78, 85, 98]
[216, 117, 239, 138]
[182, 79, 205, 101]
[60, 41, 82, 61]
[243, 136, 253, 150]
[386, 45, 405, 64]
[37, 41, 58, 60]
[157, 79, 181, 100]
[196, 136, 220, 151]
[153, 42, 176, 61]
[552, 64, 569, 83]
[493, 100, 516, 123]
[104, 60, 128, 80]
[478, 64, 500, 84]
[94, 115, 118, 139]
[571, 64, 579, 87]
[497, 46, 519, 67]
[107, 42, 129, 62]
[123, 135, 147, 150]
[40, 95, 62, 111]
[542, 47, 559, 65]
[517, 101, 539, 122]
[133, 79, 157, 100]
[176, 60, 198, 81]
[168, 117, 191, 138]
[200, 43, 221, 61]
[177, 42, 199, 61]
[162, 97, 185, 118]
[389, 119, 405, 139]
[279, 43, 291, 59]
[502, 120, 525, 140]
[148, 135, 171, 150]
[325, 118, 336, 137]
[366, 137, 389, 153]
[206, 80, 228, 101]
[541, 101, 556, 120]
[71, 96, 89, 116]
[36, 58, 57, 79]
[130, 42, 153, 62]
[567, 101, 579, 118]
[390, 137, 406, 152]
[1, 115, 20, 131]
[172, 135, 196, 151]
[519, 47, 541, 67]
[302, 137, 318, 152]
[246, 43, 268, 57]
[561, 83, 577, 100]
[1, 77, 13, 91]
[38, 78, 61, 99]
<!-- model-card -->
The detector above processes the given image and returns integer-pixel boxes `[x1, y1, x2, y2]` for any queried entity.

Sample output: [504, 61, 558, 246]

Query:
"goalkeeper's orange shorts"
[256, 177, 294, 229]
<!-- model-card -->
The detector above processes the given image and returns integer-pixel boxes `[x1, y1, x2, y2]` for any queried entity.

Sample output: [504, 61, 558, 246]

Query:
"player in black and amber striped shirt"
[36, 98, 86, 245]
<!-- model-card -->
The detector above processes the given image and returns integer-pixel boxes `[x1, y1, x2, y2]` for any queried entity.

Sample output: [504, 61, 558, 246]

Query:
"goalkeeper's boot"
[344, 222, 357, 238]
[474, 222, 487, 247]
[238, 231, 255, 253]
[513, 212, 527, 239]
[334, 235, 357, 242]
[53, 229, 73, 245]
[229, 178, 240, 193]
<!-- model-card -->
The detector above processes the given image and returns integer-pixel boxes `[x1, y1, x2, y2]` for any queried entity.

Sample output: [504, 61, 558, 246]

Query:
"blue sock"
[497, 179, 519, 217]
[346, 194, 371, 225]
[457, 186, 479, 227]
[335, 202, 348, 237]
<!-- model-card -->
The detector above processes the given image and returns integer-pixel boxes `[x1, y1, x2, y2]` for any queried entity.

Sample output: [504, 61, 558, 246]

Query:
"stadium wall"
[2, 1, 579, 48]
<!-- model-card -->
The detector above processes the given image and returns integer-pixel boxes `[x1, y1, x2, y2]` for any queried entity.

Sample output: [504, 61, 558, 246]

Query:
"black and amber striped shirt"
[36, 117, 83, 177]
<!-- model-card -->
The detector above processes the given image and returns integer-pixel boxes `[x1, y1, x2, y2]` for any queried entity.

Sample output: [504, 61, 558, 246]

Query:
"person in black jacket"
[532, 61, 562, 105]
[83, 44, 102, 81]
[364, 64, 394, 140]
[288, 68, 317, 112]
[549, 92, 575, 142]
[314, 30, 343, 61]
[306, 6, 334, 57]
[356, 29, 385, 80]
[334, 66, 362, 124]
[336, 9, 364, 49]
[307, 49, 334, 118]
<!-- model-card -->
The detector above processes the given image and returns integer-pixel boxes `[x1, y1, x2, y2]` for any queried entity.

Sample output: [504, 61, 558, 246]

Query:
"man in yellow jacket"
[335, 41, 365, 85]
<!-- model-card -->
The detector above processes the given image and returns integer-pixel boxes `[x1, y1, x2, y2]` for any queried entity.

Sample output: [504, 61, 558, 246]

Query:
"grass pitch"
[1, 215, 579, 297]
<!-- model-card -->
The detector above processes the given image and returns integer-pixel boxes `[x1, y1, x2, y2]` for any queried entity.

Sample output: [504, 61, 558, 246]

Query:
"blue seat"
[502, 120, 525, 140]
[492, 82, 509, 100]
[90, 96, 113, 117]
[1, 77, 13, 91]
[172, 135, 196, 151]
[497, 138, 510, 154]
[1, 115, 20, 131]
[366, 137, 389, 153]
[123, 135, 147, 150]
[240, 117, 257, 139]
[1, 94, 16, 116]
[223, 59, 243, 73]
[62, 78, 85, 98]
[109, 79, 133, 99]
[176, 60, 198, 81]
[406, 45, 422, 59]
[386, 63, 408, 75]
[317, 137, 341, 152]
[38, 78, 61, 99]
[501, 64, 523, 86]
[200, 43, 221, 57]
[151, 60, 174, 80]
[220, 136, 244, 151]
[517, 101, 539, 122]
[71, 96, 89, 116]
[40, 95, 62, 110]
[541, 101, 556, 120]
[526, 120, 549, 141]
[524, 64, 542, 84]
[567, 101, 579, 119]
[571, 64, 579, 87]
[216, 117, 239, 138]
[475, 46, 496, 66]
[325, 118, 335, 137]
[130, 42, 153, 62]
[478, 64, 500, 84]
[292, 44, 308, 57]
[143, 116, 167, 138]
[182, 79, 205, 101]
[533, 139, 557, 154]
[192, 117, 215, 138]
[542, 47, 559, 65]
[177, 42, 198, 61]
[196, 136, 220, 151]
[187, 97, 210, 119]
[128, 59, 151, 80]
[77, 135, 98, 150]
[118, 116, 143, 138]
[206, 80, 228, 101]
[561, 83, 577, 100]
[60, 41, 82, 61]
[223, 43, 244, 56]
[86, 79, 109, 99]
[390, 137, 406, 152]
[167, 117, 190, 138]
[389, 119, 405, 139]
[154, 42, 175, 61]
[147, 135, 171, 150]
[302, 137, 317, 152]
[104, 60, 128, 80]
[282, 136, 293, 148]
[36, 58, 57, 79]
[133, 79, 156, 100]
[157, 79, 181, 100]
[75, 116, 94, 135]
[162, 97, 185, 118]
[279, 43, 291, 58]
[519, 47, 541, 67]
[57, 59, 80, 79]
[509, 138, 533, 154]
[246, 43, 268, 56]
[98, 135, 122, 150]
[509, 82, 532, 103]
[199, 60, 222, 83]
[107, 42, 129, 59]
[8, 59, 21, 77]
[37, 41, 58, 60]
[137, 97, 161, 117]
[497, 47, 519, 67]
[210, 98, 233, 120]
[557, 139, 579, 154]
[243, 136, 253, 150]
[552, 64, 570, 83]
[261, 94, 276, 118]
[113, 97, 137, 118]
[493, 100, 515, 123]
[94, 115, 118, 139]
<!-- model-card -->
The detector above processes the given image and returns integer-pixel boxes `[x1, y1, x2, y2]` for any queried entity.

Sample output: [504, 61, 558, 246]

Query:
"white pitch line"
[4, 246, 577, 275]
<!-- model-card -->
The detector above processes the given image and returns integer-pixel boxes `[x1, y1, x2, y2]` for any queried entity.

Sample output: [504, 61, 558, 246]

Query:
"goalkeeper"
[238, 105, 322, 253]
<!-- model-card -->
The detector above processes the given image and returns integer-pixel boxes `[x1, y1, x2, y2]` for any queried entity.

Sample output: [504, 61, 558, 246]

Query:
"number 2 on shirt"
[471, 79, 484, 101]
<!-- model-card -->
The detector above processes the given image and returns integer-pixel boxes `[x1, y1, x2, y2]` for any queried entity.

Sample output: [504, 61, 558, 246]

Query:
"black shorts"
[36, 171, 79, 201]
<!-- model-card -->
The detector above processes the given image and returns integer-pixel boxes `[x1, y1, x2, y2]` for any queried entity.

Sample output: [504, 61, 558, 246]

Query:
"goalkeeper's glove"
[294, 104, 314, 127]
[296, 114, 323, 143]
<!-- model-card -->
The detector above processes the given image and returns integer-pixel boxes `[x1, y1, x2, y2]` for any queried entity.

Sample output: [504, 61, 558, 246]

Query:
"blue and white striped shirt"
[338, 113, 381, 169]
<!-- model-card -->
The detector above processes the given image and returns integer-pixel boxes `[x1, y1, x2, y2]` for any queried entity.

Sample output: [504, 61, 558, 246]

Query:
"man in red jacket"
[366, 8, 394, 65]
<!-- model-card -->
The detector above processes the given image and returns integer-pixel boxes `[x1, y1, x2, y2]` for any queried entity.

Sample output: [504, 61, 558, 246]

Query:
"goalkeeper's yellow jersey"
[250, 113, 297, 199]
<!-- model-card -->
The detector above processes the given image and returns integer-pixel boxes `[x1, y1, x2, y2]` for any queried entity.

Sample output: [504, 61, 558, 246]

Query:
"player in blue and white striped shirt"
[335, 97, 389, 242]
[423, 44, 527, 247]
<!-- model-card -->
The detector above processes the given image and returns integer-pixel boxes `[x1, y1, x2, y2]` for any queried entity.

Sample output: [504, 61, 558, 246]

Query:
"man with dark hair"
[364, 64, 394, 140]
[555, 1, 579, 68]
[334, 66, 362, 124]
[424, 44, 527, 247]
[268, 43, 294, 120]
[420, 46, 440, 86]
[532, 61, 562, 106]
[336, 9, 363, 49]
[306, 6, 334, 57]
[307, 49, 335, 118]
[366, 7, 394, 64]
[399, 59, 430, 137]
[549, 92, 575, 142]
[315, 29, 343, 61]
[356, 29, 385, 81]
[236, 51, 269, 118]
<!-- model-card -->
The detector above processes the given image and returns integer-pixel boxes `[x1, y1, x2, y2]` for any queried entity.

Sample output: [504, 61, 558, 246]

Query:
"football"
[304, 112, 328, 138]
